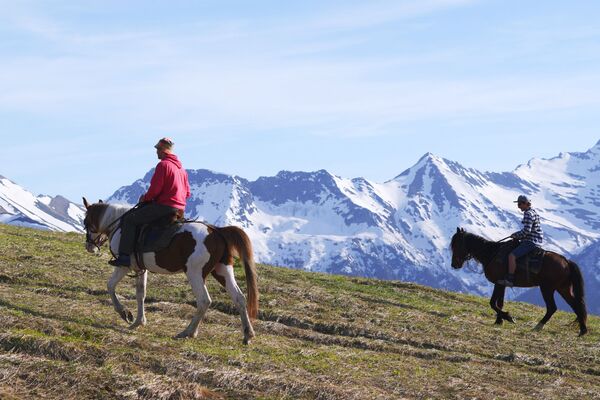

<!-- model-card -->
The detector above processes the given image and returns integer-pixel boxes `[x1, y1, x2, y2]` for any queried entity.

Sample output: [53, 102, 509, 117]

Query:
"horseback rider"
[109, 137, 191, 267]
[497, 195, 543, 287]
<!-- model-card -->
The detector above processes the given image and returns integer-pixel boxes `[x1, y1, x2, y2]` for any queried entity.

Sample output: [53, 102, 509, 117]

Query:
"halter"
[84, 203, 144, 254]
[84, 215, 121, 253]
[454, 232, 514, 269]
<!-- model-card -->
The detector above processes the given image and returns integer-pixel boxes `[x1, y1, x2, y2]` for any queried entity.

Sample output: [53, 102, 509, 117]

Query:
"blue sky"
[1, 0, 599, 202]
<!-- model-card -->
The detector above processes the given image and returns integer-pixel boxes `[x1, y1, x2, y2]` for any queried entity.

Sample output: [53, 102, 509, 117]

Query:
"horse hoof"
[579, 328, 588, 337]
[242, 333, 254, 345]
[121, 310, 134, 324]
[174, 330, 197, 340]
[494, 319, 503, 325]
[174, 332, 188, 340]
[533, 323, 544, 331]
[129, 320, 145, 330]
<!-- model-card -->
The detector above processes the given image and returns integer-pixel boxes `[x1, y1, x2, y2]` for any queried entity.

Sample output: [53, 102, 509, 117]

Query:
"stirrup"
[108, 255, 131, 267]
[497, 278, 514, 287]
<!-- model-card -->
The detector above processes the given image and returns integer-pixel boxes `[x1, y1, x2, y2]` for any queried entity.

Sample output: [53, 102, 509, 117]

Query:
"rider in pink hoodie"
[142, 152, 190, 210]
[109, 138, 190, 267]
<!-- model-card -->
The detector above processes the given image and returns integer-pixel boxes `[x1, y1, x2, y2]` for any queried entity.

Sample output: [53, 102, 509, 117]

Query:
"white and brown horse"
[82, 198, 258, 344]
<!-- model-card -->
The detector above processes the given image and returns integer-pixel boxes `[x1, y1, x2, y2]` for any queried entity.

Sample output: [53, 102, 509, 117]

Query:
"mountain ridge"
[0, 175, 84, 233]
[104, 141, 600, 310]
[3, 141, 599, 311]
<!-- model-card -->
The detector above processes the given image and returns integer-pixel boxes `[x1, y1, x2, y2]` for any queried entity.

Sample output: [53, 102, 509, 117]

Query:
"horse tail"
[215, 226, 259, 319]
[567, 260, 587, 328]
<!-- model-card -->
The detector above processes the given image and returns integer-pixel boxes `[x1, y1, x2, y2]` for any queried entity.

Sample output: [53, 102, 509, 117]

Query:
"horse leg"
[129, 271, 147, 329]
[496, 285, 514, 323]
[107, 267, 134, 324]
[533, 285, 557, 331]
[490, 285, 513, 324]
[557, 287, 588, 336]
[213, 263, 255, 345]
[490, 285, 503, 324]
[175, 267, 212, 339]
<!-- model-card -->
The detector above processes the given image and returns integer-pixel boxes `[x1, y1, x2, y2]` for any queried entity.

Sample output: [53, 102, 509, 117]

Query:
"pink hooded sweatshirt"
[142, 153, 190, 210]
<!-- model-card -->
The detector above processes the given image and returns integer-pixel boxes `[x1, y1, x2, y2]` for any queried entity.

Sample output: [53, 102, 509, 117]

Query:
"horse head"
[450, 227, 470, 269]
[82, 197, 110, 254]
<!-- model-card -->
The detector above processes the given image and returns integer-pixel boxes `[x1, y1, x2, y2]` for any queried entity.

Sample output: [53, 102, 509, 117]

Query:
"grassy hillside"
[1, 223, 599, 399]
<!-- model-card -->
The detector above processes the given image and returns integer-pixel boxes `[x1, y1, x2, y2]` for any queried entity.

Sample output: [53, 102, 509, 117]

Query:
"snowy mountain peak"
[418, 152, 444, 165]
[0, 175, 84, 232]
[249, 169, 339, 206]
[391, 152, 453, 181]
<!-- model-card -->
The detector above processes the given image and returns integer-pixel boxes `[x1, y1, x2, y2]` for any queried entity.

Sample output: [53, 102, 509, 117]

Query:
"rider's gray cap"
[154, 137, 174, 149]
[514, 195, 531, 204]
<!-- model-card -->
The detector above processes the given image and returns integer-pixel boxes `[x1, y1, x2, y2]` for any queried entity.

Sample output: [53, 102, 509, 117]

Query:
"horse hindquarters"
[216, 226, 259, 319]
[563, 261, 588, 336]
[213, 263, 255, 344]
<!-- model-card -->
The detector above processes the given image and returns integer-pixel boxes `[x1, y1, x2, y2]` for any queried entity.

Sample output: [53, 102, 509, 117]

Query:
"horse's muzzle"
[85, 242, 99, 254]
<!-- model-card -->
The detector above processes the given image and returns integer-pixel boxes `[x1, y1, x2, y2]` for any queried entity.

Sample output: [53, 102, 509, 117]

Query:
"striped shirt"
[514, 208, 543, 244]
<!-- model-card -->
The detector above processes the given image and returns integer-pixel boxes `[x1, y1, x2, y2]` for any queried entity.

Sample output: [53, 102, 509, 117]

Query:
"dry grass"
[0, 223, 599, 399]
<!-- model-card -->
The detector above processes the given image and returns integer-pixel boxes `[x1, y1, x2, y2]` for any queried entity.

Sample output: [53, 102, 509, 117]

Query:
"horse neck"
[464, 233, 500, 267]
[99, 204, 131, 233]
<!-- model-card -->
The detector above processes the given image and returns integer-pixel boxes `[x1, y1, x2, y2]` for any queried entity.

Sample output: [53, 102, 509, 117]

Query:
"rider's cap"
[154, 137, 174, 150]
[514, 195, 531, 204]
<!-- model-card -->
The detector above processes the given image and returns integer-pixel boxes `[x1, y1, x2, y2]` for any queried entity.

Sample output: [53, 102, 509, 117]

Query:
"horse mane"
[463, 231, 494, 247]
[458, 230, 505, 266]
[98, 203, 131, 232]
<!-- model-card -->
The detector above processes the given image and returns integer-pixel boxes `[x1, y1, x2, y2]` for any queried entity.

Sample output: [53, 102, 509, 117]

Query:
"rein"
[460, 234, 514, 270]
[481, 236, 514, 269]
[85, 204, 219, 279]
[85, 203, 145, 254]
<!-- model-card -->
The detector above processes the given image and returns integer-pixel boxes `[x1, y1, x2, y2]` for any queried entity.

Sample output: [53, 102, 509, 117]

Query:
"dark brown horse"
[450, 227, 587, 336]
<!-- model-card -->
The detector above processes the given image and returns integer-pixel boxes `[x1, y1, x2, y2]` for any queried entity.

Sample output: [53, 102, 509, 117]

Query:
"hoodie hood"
[163, 153, 182, 169]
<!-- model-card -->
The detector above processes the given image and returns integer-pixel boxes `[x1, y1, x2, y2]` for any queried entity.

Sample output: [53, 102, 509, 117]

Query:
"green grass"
[1, 223, 600, 399]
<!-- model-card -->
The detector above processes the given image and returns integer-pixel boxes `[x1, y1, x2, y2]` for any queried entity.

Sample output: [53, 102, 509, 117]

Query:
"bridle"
[84, 217, 120, 253]
[452, 232, 514, 269]
[84, 203, 145, 254]
[455, 248, 474, 267]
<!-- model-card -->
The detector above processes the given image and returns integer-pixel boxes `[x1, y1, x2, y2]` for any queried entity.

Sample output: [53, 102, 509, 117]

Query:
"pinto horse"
[450, 228, 587, 336]
[82, 198, 259, 344]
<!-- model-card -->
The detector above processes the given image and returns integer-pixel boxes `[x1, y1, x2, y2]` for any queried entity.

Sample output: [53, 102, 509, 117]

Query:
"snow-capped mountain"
[107, 141, 600, 308]
[0, 175, 84, 232]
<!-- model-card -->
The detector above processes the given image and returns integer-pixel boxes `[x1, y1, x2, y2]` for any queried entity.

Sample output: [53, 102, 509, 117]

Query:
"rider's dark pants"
[118, 203, 179, 255]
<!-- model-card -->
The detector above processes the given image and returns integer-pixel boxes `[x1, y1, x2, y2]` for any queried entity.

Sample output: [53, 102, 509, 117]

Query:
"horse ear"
[460, 228, 465, 233]
[83, 197, 90, 209]
[98, 199, 103, 203]
[456, 227, 461, 233]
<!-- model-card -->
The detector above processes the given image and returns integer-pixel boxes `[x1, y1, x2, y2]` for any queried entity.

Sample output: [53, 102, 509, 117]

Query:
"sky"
[1, 0, 599, 202]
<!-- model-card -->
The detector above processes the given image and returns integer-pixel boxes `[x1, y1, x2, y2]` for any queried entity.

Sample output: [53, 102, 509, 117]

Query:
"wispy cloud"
[306, 0, 479, 31]
[1, 0, 600, 140]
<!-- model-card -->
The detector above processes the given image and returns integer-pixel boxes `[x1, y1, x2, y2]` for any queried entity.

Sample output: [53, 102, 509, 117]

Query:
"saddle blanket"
[136, 221, 184, 253]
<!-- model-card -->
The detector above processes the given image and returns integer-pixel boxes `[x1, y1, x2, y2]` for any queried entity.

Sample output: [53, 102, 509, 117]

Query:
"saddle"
[133, 209, 185, 269]
[496, 241, 546, 274]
